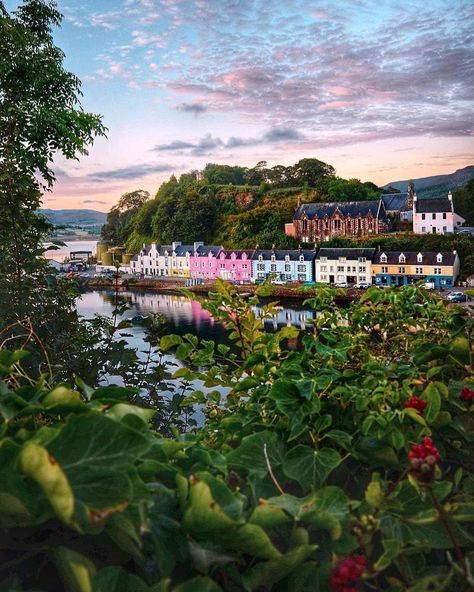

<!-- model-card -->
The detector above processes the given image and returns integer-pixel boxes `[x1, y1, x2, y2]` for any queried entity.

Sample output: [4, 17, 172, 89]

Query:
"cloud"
[154, 127, 305, 155]
[82, 199, 107, 204]
[91, 163, 174, 181]
[176, 102, 208, 116]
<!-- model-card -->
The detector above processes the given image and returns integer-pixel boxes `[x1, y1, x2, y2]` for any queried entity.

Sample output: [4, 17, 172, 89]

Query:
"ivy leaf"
[92, 566, 149, 592]
[283, 446, 341, 489]
[227, 431, 285, 477]
[160, 335, 183, 351]
[54, 546, 96, 592]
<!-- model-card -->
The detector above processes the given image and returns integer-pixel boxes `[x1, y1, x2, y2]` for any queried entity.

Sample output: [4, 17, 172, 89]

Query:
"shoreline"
[83, 277, 357, 302]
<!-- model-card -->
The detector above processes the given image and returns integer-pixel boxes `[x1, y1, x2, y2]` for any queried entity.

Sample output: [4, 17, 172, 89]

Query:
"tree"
[102, 190, 150, 244]
[0, 0, 106, 369]
[453, 178, 474, 226]
[291, 158, 335, 186]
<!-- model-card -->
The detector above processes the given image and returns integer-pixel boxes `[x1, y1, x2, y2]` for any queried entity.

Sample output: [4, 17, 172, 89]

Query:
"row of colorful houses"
[128, 242, 460, 287]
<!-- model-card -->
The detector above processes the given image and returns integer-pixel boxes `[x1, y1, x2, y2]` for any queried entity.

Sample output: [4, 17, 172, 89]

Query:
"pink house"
[190, 245, 223, 280]
[217, 250, 253, 282]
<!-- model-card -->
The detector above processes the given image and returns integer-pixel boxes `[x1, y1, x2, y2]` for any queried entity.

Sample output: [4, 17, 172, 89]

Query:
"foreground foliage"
[0, 284, 473, 591]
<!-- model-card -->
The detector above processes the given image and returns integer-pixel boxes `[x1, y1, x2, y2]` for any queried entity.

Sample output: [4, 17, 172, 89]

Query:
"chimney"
[172, 241, 181, 252]
[193, 241, 204, 252]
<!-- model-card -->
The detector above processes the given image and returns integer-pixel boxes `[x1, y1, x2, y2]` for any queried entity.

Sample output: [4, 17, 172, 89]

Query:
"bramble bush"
[0, 282, 473, 591]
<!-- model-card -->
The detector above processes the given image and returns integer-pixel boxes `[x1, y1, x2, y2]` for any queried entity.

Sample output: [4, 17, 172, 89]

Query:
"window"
[339, 257, 346, 262]
[421, 213, 425, 220]
[443, 212, 447, 219]
[380, 253, 387, 263]
[434, 267, 441, 274]
[242, 264, 247, 269]
[432, 213, 436, 219]
[416, 267, 423, 274]
[321, 274, 327, 281]
[421, 227, 426, 232]
[284, 264, 291, 271]
[285, 274, 292, 280]
[337, 266, 344, 272]
[337, 275, 345, 282]
[202, 262, 206, 268]
[302, 219, 308, 231]
[382, 266, 388, 273]
[436, 253, 443, 263]
[285, 255, 290, 262]
[258, 255, 263, 261]
[443, 226, 447, 232]
[270, 264, 277, 272]
[320, 265, 327, 272]
[299, 255, 304, 262]
[352, 266, 357, 272]
[271, 255, 276, 262]
[359, 276, 366, 282]
[358, 257, 366, 263]
[220, 263, 225, 269]
[399, 254, 406, 263]
[195, 261, 198, 267]
[320, 257, 327, 263]
[398, 267, 405, 273]
[257, 263, 265, 271]
[297, 265, 306, 272]
[359, 266, 366, 272]
[417, 253, 423, 263]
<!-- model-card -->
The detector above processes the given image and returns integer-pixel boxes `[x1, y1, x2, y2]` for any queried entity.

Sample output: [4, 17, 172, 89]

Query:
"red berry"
[404, 396, 427, 414]
[408, 437, 441, 482]
[460, 386, 474, 405]
[330, 555, 368, 591]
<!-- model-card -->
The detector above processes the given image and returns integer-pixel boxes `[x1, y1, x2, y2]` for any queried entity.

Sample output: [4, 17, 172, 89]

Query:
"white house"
[413, 193, 465, 234]
[315, 248, 375, 285]
[130, 242, 202, 277]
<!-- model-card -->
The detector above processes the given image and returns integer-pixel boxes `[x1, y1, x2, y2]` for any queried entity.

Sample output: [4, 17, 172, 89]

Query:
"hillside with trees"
[102, 160, 382, 251]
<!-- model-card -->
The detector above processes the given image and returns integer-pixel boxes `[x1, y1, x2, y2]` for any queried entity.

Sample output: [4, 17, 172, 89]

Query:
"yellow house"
[372, 251, 460, 288]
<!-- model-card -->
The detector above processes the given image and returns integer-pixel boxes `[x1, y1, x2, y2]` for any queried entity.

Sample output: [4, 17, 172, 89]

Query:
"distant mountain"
[384, 166, 474, 199]
[39, 208, 107, 227]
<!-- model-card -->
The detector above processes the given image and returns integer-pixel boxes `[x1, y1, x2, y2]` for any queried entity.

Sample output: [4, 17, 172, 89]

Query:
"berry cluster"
[408, 436, 441, 482]
[330, 555, 368, 592]
[404, 396, 427, 414]
[460, 386, 474, 406]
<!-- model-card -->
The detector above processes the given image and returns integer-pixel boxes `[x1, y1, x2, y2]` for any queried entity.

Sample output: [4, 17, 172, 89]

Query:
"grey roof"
[374, 251, 457, 265]
[195, 245, 223, 257]
[294, 200, 386, 220]
[252, 249, 317, 261]
[382, 193, 409, 211]
[415, 198, 452, 214]
[220, 249, 253, 259]
[316, 248, 376, 260]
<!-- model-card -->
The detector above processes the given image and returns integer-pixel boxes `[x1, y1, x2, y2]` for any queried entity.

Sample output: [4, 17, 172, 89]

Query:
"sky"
[6, 0, 474, 210]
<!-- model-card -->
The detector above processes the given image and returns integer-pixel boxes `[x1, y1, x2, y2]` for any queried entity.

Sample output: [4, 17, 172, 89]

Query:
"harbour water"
[43, 240, 98, 262]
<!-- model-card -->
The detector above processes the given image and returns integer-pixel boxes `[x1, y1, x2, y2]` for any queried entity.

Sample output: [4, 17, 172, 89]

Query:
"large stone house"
[413, 193, 465, 234]
[286, 200, 388, 242]
[372, 251, 460, 287]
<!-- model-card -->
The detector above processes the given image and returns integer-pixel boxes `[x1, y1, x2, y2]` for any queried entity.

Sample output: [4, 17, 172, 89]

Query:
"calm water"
[44, 240, 98, 262]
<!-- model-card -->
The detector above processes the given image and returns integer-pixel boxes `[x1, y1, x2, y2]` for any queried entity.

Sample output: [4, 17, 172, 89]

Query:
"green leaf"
[227, 431, 285, 477]
[365, 480, 384, 509]
[106, 403, 155, 423]
[374, 539, 401, 571]
[449, 335, 471, 367]
[19, 443, 74, 525]
[249, 503, 290, 529]
[175, 343, 193, 360]
[422, 382, 442, 423]
[283, 445, 341, 489]
[54, 547, 95, 592]
[324, 429, 353, 451]
[92, 566, 148, 592]
[160, 335, 183, 351]
[48, 414, 151, 510]
[172, 576, 222, 592]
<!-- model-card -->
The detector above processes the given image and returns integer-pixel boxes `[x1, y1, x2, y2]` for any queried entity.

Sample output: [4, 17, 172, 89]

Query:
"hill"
[39, 208, 107, 227]
[384, 166, 474, 198]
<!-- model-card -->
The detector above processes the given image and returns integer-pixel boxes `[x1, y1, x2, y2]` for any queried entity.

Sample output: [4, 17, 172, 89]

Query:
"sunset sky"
[7, 0, 474, 210]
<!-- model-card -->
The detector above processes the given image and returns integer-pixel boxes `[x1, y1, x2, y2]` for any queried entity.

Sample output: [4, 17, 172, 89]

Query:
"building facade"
[216, 250, 253, 282]
[190, 245, 223, 280]
[287, 200, 389, 242]
[315, 248, 375, 285]
[372, 251, 460, 287]
[251, 249, 316, 282]
[413, 193, 465, 234]
[131, 242, 202, 277]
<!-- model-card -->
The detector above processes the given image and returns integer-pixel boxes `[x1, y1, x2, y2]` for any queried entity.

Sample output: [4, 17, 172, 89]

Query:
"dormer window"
[285, 255, 290, 262]
[380, 253, 387, 263]
[436, 253, 443, 263]
[399, 253, 406, 263]
[271, 255, 276, 262]
[258, 255, 263, 262]
[299, 255, 304, 262]
[417, 253, 423, 263]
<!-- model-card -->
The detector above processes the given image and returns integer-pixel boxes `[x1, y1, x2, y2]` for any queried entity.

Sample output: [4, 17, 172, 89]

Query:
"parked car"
[354, 281, 370, 289]
[447, 291, 467, 303]
[334, 281, 348, 288]
[271, 279, 285, 285]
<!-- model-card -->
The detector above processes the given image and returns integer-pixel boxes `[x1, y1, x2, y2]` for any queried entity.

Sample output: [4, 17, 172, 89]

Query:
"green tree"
[291, 158, 335, 186]
[453, 178, 474, 226]
[0, 0, 105, 371]
[101, 189, 149, 244]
